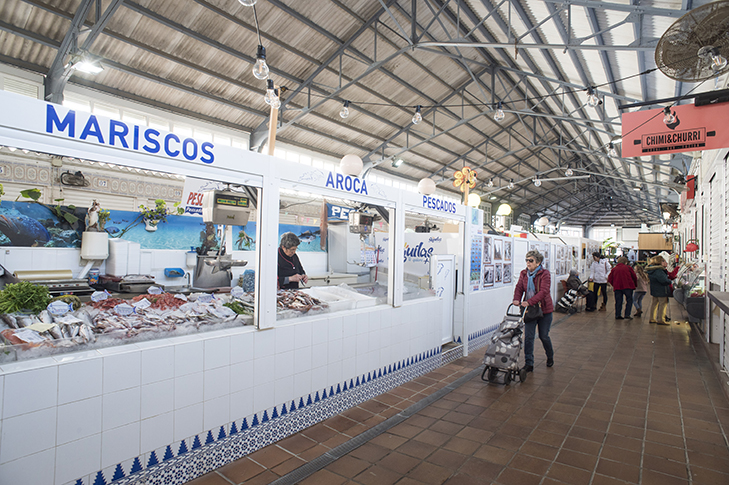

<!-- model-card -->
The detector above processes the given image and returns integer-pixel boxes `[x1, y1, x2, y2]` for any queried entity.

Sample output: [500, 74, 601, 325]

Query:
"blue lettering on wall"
[404, 242, 435, 263]
[325, 172, 369, 195]
[109, 120, 129, 148]
[44, 104, 215, 164]
[80, 115, 104, 144]
[46, 105, 75, 137]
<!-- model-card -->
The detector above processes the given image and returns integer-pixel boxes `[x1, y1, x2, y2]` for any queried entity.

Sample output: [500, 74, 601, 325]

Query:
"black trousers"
[594, 283, 608, 306]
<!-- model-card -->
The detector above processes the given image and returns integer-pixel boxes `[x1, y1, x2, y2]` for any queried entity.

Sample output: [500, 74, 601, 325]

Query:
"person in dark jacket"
[566, 269, 581, 290]
[646, 256, 671, 325]
[278, 232, 307, 289]
[607, 256, 638, 319]
[513, 250, 554, 372]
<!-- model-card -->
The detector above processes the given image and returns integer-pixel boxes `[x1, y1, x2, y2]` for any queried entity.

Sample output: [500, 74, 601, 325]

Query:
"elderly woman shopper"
[278, 232, 308, 289]
[646, 255, 671, 325]
[513, 250, 554, 372]
[607, 257, 637, 320]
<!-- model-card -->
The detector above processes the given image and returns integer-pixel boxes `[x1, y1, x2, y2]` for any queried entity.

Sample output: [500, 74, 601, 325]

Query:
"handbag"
[523, 274, 544, 322]
[524, 303, 543, 322]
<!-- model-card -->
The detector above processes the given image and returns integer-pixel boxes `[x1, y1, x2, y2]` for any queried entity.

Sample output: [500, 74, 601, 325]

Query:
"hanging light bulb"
[710, 47, 728, 72]
[238, 0, 257, 5]
[586, 87, 600, 108]
[487, 178, 494, 188]
[533, 178, 542, 187]
[494, 101, 505, 122]
[608, 142, 617, 158]
[412, 105, 422, 125]
[565, 168, 574, 177]
[252, 45, 269, 80]
[339, 100, 350, 119]
[264, 79, 280, 108]
[508, 179, 514, 189]
[663, 106, 675, 125]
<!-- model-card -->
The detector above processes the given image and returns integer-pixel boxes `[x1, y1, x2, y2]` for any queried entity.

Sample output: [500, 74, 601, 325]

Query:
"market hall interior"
[0, 1, 729, 483]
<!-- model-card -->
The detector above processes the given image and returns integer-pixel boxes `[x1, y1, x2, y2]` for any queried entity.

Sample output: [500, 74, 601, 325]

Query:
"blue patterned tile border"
[468, 324, 499, 352]
[99, 347, 444, 485]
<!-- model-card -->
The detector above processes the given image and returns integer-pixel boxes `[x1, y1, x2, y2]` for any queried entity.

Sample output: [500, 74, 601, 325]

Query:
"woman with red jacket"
[607, 256, 638, 320]
[513, 250, 554, 373]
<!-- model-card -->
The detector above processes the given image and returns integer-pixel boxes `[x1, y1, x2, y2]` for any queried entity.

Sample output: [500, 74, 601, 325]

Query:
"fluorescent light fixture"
[74, 60, 103, 74]
[392, 158, 404, 168]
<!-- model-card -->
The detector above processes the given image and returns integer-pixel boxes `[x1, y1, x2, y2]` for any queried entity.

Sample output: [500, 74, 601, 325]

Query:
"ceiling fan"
[655, 0, 729, 82]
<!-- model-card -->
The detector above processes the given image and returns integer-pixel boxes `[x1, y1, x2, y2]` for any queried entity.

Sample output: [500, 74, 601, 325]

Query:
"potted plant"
[140, 199, 183, 232]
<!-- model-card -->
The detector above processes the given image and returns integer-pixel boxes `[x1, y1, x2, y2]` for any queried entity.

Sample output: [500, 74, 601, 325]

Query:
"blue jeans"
[633, 291, 646, 311]
[614, 289, 634, 318]
[524, 312, 554, 367]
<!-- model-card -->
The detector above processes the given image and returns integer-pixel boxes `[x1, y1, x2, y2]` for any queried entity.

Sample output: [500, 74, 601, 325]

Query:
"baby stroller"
[556, 281, 589, 314]
[481, 304, 528, 385]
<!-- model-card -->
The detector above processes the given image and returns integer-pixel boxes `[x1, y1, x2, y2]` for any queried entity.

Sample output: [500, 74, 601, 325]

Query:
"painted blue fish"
[0, 214, 51, 246]
[298, 230, 320, 243]
[105, 226, 121, 234]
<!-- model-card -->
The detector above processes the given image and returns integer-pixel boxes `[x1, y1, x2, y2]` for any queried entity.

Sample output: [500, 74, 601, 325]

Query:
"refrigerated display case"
[673, 264, 705, 322]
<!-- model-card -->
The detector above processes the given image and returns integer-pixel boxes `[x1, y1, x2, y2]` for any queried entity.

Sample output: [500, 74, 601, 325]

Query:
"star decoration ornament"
[453, 167, 477, 192]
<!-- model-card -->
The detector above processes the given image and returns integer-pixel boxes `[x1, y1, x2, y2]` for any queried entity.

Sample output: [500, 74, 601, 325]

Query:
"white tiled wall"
[0, 298, 444, 485]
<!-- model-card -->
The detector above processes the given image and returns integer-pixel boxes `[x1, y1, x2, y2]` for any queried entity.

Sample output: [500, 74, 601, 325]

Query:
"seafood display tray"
[305, 285, 377, 309]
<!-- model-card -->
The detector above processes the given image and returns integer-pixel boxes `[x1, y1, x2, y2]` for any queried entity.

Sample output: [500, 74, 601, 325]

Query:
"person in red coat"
[513, 250, 554, 372]
[607, 256, 638, 319]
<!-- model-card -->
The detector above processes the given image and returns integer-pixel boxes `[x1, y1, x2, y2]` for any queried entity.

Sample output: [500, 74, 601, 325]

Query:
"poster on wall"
[470, 234, 482, 290]
[504, 240, 512, 261]
[495, 263, 502, 283]
[503, 263, 512, 283]
[483, 236, 492, 264]
[483, 264, 494, 287]
[494, 238, 503, 261]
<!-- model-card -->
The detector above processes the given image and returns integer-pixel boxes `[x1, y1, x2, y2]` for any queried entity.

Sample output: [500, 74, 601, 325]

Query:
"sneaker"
[615, 316, 623, 320]
[524, 365, 534, 373]
[546, 358, 554, 367]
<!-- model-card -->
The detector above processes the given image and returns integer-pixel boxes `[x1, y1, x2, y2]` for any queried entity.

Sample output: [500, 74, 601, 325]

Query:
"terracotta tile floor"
[188, 299, 729, 484]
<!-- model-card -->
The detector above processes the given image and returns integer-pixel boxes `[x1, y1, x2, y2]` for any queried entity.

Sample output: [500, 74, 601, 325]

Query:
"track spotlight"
[412, 105, 422, 125]
[565, 168, 574, 177]
[533, 178, 542, 187]
[508, 179, 514, 190]
[487, 178, 494, 188]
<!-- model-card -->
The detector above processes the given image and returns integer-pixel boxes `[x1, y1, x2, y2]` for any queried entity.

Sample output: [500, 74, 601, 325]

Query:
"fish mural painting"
[0, 201, 83, 247]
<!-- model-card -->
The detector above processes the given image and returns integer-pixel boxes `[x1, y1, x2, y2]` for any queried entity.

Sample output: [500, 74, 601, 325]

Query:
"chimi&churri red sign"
[621, 102, 729, 158]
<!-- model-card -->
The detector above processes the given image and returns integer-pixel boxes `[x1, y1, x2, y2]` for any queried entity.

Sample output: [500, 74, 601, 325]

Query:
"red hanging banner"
[621, 102, 729, 158]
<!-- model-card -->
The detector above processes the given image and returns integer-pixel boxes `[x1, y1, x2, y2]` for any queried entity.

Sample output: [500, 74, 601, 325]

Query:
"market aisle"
[187, 300, 729, 485]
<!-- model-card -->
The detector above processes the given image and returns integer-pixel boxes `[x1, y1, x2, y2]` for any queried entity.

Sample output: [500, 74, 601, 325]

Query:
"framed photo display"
[483, 264, 494, 287]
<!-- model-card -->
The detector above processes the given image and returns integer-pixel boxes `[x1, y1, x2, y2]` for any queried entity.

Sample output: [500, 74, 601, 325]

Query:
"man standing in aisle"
[607, 257, 637, 319]
[588, 252, 611, 311]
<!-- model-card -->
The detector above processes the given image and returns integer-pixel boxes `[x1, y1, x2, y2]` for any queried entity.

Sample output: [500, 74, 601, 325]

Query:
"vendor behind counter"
[278, 232, 308, 289]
